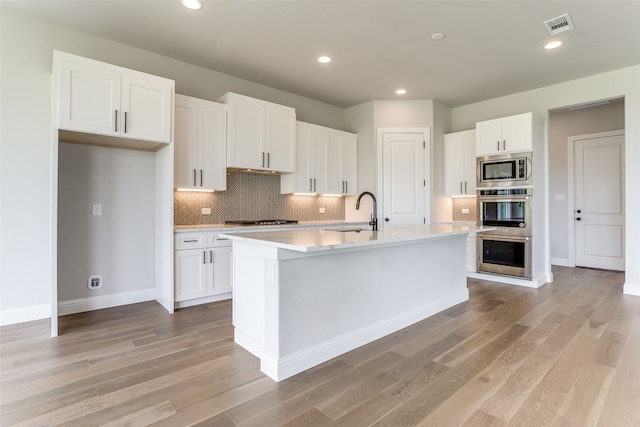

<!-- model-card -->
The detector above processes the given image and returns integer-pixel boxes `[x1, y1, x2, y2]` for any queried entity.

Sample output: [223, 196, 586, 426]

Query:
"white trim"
[550, 257, 573, 267]
[257, 290, 469, 382]
[57, 289, 155, 316]
[174, 292, 231, 309]
[623, 282, 640, 296]
[0, 304, 51, 326]
[467, 271, 551, 289]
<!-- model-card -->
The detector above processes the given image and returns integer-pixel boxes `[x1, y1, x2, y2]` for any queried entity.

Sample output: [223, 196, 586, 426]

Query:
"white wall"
[57, 143, 155, 303]
[0, 8, 346, 324]
[451, 65, 640, 294]
[548, 102, 625, 265]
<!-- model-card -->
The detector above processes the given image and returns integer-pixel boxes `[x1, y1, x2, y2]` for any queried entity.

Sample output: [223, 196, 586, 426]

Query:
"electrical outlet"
[92, 204, 102, 216]
[461, 208, 470, 214]
[88, 275, 102, 289]
[319, 207, 326, 214]
[201, 207, 212, 215]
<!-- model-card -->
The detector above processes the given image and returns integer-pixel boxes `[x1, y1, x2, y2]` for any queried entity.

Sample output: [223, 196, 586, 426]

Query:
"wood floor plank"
[1, 266, 635, 427]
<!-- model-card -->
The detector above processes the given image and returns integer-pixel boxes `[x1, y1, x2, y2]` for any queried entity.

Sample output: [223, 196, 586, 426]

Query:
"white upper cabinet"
[444, 130, 476, 196]
[174, 94, 227, 191]
[281, 122, 330, 194]
[281, 122, 357, 195]
[219, 92, 296, 172]
[54, 51, 174, 149]
[476, 112, 533, 156]
[329, 131, 358, 195]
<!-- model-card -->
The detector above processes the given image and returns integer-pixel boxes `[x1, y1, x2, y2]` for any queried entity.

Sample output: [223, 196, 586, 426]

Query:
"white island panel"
[223, 225, 489, 381]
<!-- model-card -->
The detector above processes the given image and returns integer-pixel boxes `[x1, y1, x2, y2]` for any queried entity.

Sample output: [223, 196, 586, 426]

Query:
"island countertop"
[220, 223, 493, 252]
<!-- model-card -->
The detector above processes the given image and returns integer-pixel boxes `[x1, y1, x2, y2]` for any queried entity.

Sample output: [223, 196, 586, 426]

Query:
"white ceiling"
[3, 0, 640, 108]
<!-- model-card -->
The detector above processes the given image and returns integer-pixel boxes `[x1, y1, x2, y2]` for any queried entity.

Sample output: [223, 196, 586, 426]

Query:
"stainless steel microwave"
[476, 152, 531, 188]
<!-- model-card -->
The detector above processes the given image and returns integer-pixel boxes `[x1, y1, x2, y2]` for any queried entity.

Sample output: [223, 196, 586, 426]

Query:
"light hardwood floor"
[1, 266, 639, 426]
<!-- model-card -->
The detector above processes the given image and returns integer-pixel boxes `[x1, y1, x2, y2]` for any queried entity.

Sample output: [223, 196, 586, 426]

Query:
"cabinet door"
[58, 60, 121, 136]
[266, 107, 296, 172]
[312, 130, 331, 194]
[121, 74, 173, 143]
[461, 131, 476, 194]
[339, 134, 358, 195]
[174, 249, 207, 301]
[227, 100, 265, 169]
[475, 121, 502, 156]
[200, 102, 227, 191]
[501, 115, 532, 153]
[211, 247, 233, 295]
[444, 133, 465, 196]
[174, 96, 199, 189]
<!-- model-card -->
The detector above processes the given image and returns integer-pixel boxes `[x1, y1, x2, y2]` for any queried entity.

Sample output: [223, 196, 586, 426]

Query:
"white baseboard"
[58, 289, 156, 316]
[255, 290, 470, 382]
[0, 304, 50, 326]
[551, 258, 573, 267]
[467, 271, 549, 288]
[174, 292, 232, 309]
[624, 282, 640, 296]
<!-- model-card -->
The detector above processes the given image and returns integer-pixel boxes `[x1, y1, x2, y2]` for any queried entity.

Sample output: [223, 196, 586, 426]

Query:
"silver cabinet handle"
[502, 140, 506, 151]
[261, 152, 265, 167]
[314, 178, 317, 192]
[209, 250, 213, 263]
[497, 141, 500, 151]
[193, 169, 196, 187]
[124, 112, 128, 133]
[464, 181, 468, 193]
[267, 152, 270, 168]
[309, 178, 313, 192]
[202, 251, 206, 264]
[460, 182, 463, 193]
[184, 239, 198, 243]
[115, 110, 118, 132]
[200, 170, 203, 187]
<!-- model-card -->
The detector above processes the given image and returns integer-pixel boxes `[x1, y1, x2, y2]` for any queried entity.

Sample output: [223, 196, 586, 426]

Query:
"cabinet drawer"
[175, 233, 206, 250]
[207, 232, 232, 248]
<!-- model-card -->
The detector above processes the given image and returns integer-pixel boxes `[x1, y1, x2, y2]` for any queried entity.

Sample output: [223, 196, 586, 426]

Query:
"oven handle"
[478, 233, 530, 243]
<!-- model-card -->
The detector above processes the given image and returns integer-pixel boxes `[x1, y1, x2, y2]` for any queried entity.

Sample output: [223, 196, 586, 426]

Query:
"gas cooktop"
[225, 219, 299, 226]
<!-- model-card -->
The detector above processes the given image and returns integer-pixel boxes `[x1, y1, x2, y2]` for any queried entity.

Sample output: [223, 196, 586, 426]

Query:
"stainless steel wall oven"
[477, 187, 533, 278]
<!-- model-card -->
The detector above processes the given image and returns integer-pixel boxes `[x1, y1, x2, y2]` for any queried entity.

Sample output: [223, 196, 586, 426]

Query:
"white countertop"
[220, 224, 493, 252]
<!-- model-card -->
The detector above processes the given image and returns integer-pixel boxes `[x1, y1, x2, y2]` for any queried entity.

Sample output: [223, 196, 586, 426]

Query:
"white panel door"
[174, 96, 199, 189]
[574, 132, 625, 270]
[382, 132, 428, 224]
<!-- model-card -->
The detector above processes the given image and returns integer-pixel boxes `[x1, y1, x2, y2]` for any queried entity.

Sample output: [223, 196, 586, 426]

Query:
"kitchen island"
[221, 224, 491, 381]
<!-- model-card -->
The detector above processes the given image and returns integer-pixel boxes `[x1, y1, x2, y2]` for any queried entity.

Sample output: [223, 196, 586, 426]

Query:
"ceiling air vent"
[543, 13, 575, 36]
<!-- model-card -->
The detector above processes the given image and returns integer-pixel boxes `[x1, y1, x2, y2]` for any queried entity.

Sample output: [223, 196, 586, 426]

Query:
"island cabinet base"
[232, 235, 469, 381]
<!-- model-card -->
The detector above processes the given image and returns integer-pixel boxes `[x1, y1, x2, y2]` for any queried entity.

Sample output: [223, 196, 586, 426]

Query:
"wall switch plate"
[92, 204, 102, 216]
[461, 208, 470, 214]
[201, 208, 212, 215]
[319, 207, 326, 214]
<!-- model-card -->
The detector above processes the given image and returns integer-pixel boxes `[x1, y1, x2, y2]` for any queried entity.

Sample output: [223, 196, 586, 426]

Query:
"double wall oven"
[477, 152, 532, 278]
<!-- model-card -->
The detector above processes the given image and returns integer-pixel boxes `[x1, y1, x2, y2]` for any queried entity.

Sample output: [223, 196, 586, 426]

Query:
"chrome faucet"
[356, 191, 378, 231]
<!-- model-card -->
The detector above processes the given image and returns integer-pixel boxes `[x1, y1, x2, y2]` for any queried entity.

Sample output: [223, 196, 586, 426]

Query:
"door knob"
[576, 217, 582, 221]
[576, 209, 582, 213]
[385, 217, 390, 222]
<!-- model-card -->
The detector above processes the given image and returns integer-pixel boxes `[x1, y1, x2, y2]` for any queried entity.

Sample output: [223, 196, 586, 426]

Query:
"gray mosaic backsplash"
[174, 171, 345, 225]
[452, 197, 478, 223]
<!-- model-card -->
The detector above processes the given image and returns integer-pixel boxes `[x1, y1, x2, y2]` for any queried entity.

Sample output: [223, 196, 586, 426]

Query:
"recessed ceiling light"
[318, 56, 332, 63]
[395, 89, 407, 95]
[181, 0, 202, 10]
[545, 41, 563, 50]
[431, 32, 446, 41]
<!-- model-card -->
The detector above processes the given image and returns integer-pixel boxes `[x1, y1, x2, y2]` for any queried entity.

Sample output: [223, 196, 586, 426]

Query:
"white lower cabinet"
[174, 232, 232, 304]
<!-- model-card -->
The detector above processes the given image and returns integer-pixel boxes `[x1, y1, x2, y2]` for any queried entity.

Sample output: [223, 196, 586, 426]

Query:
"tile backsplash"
[452, 197, 477, 223]
[174, 171, 345, 225]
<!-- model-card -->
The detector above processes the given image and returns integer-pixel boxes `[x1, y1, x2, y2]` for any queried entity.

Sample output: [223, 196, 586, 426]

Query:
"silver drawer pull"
[183, 239, 199, 243]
